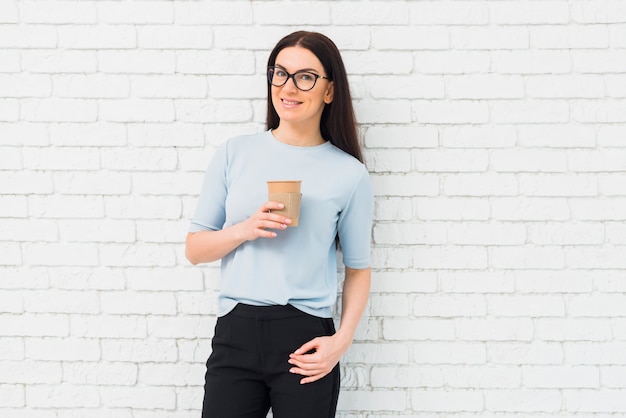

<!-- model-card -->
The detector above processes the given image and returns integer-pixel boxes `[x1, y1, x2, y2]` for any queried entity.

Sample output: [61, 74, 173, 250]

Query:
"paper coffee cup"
[267, 180, 302, 227]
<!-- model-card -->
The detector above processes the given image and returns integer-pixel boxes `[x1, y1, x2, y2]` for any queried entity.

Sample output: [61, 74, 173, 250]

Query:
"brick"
[413, 342, 487, 364]
[383, 319, 455, 341]
[24, 290, 99, 314]
[177, 50, 255, 75]
[518, 124, 596, 148]
[371, 174, 438, 197]
[369, 75, 445, 100]
[0, 122, 48, 146]
[528, 75, 605, 99]
[365, 149, 411, 173]
[343, 51, 413, 75]
[488, 342, 564, 365]
[175, 1, 251, 25]
[54, 74, 129, 98]
[0, 244, 21, 266]
[0, 146, 21, 169]
[0, 314, 68, 337]
[370, 271, 437, 293]
[0, 74, 51, 97]
[26, 385, 98, 408]
[570, 149, 626, 172]
[98, 1, 173, 24]
[175, 99, 253, 123]
[489, 246, 565, 269]
[23, 147, 101, 171]
[0, 267, 49, 290]
[133, 74, 208, 99]
[410, 389, 483, 412]
[48, 267, 124, 290]
[213, 27, 287, 50]
[25, 337, 100, 361]
[0, 25, 56, 48]
[337, 390, 406, 412]
[607, 222, 626, 243]
[414, 149, 488, 172]
[414, 100, 489, 124]
[443, 365, 521, 388]
[372, 366, 443, 388]
[374, 222, 446, 245]
[412, 295, 486, 317]
[416, 197, 490, 221]
[49, 122, 126, 146]
[491, 100, 570, 124]
[0, 98, 20, 121]
[0, 384, 23, 407]
[487, 295, 565, 317]
[343, 343, 409, 364]
[139, 363, 203, 386]
[565, 389, 626, 412]
[331, 2, 409, 25]
[415, 245, 488, 270]
[101, 339, 178, 362]
[71, 315, 147, 338]
[58, 25, 136, 49]
[569, 294, 626, 316]
[98, 50, 176, 74]
[415, 51, 491, 74]
[100, 99, 175, 122]
[567, 342, 626, 365]
[410, 1, 488, 25]
[531, 25, 609, 49]
[0, 361, 62, 384]
[0, 2, 18, 23]
[526, 222, 604, 245]
[21, 99, 97, 122]
[100, 291, 177, 315]
[0, 337, 23, 360]
[442, 126, 516, 148]
[572, 50, 626, 73]
[491, 150, 568, 172]
[147, 315, 216, 338]
[602, 366, 626, 387]
[456, 318, 533, 341]
[23, 243, 98, 267]
[448, 222, 526, 245]
[356, 100, 412, 124]
[64, 362, 137, 385]
[451, 27, 529, 49]
[105, 196, 181, 220]
[440, 271, 515, 294]
[444, 173, 518, 196]
[484, 389, 561, 412]
[101, 148, 177, 171]
[137, 219, 188, 243]
[22, 50, 97, 73]
[371, 27, 449, 50]
[208, 75, 264, 99]
[489, 1, 569, 24]
[447, 75, 524, 99]
[573, 100, 626, 123]
[253, 2, 330, 25]
[128, 123, 202, 147]
[365, 126, 438, 149]
[570, 198, 626, 221]
[0, 290, 22, 313]
[20, 1, 96, 23]
[516, 270, 593, 293]
[369, 294, 410, 316]
[535, 318, 612, 341]
[53, 171, 131, 195]
[519, 174, 598, 196]
[492, 50, 571, 74]
[100, 244, 177, 267]
[29, 195, 104, 219]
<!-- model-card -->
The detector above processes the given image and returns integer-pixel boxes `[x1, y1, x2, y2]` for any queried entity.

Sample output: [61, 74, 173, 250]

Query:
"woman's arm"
[185, 201, 291, 265]
[288, 266, 371, 384]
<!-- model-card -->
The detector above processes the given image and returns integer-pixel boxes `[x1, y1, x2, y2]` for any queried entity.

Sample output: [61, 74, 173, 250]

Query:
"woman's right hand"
[235, 201, 292, 241]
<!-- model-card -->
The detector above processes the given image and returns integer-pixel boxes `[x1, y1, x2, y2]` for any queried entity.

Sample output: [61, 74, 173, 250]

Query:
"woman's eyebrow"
[274, 64, 321, 73]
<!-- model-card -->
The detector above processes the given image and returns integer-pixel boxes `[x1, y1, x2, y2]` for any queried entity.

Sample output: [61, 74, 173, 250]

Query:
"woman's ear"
[324, 81, 334, 104]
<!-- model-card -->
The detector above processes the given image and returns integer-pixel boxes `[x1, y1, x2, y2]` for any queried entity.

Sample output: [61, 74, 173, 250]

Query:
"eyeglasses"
[267, 66, 329, 91]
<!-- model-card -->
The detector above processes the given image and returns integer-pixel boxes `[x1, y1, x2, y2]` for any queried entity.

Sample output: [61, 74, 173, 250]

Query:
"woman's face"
[271, 46, 334, 130]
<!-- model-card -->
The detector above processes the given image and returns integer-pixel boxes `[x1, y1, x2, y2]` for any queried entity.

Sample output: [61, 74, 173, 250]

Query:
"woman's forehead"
[275, 46, 323, 72]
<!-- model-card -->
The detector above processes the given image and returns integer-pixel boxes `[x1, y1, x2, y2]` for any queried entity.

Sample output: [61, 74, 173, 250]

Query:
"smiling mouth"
[281, 99, 302, 106]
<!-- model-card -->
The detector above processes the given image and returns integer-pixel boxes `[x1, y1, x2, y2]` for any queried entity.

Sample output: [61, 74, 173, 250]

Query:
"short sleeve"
[337, 167, 374, 269]
[188, 141, 229, 233]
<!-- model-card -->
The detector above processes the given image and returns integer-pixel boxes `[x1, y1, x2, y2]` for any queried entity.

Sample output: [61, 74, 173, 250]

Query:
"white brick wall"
[1, 0, 625, 416]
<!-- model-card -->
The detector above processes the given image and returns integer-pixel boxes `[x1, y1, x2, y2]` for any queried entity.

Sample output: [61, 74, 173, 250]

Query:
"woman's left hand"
[288, 334, 351, 384]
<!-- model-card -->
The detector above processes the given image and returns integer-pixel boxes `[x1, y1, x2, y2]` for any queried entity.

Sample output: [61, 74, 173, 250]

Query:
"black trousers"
[202, 303, 340, 418]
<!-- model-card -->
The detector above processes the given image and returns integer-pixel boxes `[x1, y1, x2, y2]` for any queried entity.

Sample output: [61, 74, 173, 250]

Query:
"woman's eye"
[275, 70, 287, 77]
[298, 73, 314, 81]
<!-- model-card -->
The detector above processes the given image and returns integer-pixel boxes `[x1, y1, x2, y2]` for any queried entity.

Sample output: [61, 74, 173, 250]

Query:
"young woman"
[186, 31, 373, 418]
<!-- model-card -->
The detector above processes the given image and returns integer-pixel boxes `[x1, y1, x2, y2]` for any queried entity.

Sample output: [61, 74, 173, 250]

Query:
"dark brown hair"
[266, 31, 362, 163]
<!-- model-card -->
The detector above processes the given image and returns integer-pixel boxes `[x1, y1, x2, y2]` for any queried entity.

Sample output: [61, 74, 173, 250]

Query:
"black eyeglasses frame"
[267, 66, 330, 91]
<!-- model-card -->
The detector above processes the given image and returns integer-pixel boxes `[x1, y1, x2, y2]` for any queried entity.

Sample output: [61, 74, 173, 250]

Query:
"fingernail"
[278, 203, 284, 208]
[284, 218, 291, 224]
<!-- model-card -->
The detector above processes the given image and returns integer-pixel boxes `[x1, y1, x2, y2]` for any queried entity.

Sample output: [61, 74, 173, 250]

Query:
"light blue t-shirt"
[189, 130, 373, 318]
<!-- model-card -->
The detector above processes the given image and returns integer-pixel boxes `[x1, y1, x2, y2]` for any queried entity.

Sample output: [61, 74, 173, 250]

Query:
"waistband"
[229, 303, 310, 320]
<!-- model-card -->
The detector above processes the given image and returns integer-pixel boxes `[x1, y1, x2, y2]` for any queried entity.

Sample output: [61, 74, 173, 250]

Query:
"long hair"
[265, 31, 362, 163]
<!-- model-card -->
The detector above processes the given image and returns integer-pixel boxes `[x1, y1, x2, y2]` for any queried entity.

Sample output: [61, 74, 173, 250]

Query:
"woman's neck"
[272, 124, 325, 147]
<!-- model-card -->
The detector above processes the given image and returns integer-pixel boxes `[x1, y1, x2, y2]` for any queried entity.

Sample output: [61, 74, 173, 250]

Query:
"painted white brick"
[371, 174, 439, 197]
[410, 389, 483, 412]
[440, 271, 515, 294]
[356, 100, 412, 124]
[413, 342, 487, 365]
[63, 362, 136, 386]
[448, 222, 525, 245]
[518, 124, 595, 148]
[22, 50, 97, 73]
[602, 366, 626, 388]
[369, 75, 444, 100]
[456, 318, 533, 341]
[489, 1, 569, 24]
[99, 386, 175, 409]
[415, 245, 488, 270]
[365, 126, 438, 149]
[414, 100, 489, 124]
[101, 339, 178, 363]
[20, 1, 96, 24]
[22, 147, 101, 171]
[488, 342, 564, 365]
[492, 149, 568, 172]
[343, 51, 413, 75]
[519, 174, 598, 197]
[0, 74, 51, 97]
[491, 100, 570, 124]
[491, 197, 569, 221]
[332, 2, 409, 25]
[369, 294, 410, 317]
[535, 318, 612, 342]
[487, 295, 565, 317]
[22, 99, 97, 122]
[175, 1, 251, 25]
[147, 315, 216, 339]
[71, 315, 147, 339]
[0, 25, 57, 49]
[58, 25, 136, 49]
[565, 389, 626, 413]
[0, 384, 24, 407]
[344, 343, 409, 364]
[484, 389, 561, 412]
[442, 126, 516, 148]
[489, 246, 565, 269]
[370, 271, 437, 293]
[138, 363, 203, 386]
[253, 2, 330, 25]
[412, 295, 486, 317]
[531, 25, 609, 49]
[526, 222, 604, 245]
[572, 50, 626, 73]
[371, 27, 449, 50]
[570, 198, 626, 221]
[598, 125, 626, 148]
[0, 122, 48, 146]
[444, 174, 518, 197]
[415, 51, 490, 74]
[414, 149, 488, 172]
[447, 75, 524, 99]
[23, 243, 98, 267]
[25, 337, 100, 362]
[567, 342, 626, 365]
[178, 50, 255, 75]
[451, 27, 529, 49]
[100, 291, 177, 315]
[0, 337, 24, 360]
[416, 197, 490, 221]
[383, 319, 455, 341]
[337, 390, 407, 412]
[410, 1, 488, 25]
[98, 1, 173, 24]
[0, 98, 18, 121]
[0, 1, 18, 23]
[175, 99, 253, 123]
[0, 244, 21, 266]
[492, 50, 571, 74]
[49, 122, 126, 146]
[374, 222, 446, 245]
[372, 366, 443, 388]
[98, 50, 176, 74]
[527, 75, 606, 99]
[54, 74, 129, 98]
